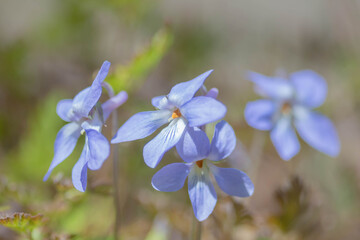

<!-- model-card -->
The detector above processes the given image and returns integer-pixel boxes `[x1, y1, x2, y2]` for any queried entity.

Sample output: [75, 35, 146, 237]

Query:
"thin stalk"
[112, 107, 121, 240]
[190, 215, 202, 240]
[249, 131, 266, 186]
[102, 83, 121, 240]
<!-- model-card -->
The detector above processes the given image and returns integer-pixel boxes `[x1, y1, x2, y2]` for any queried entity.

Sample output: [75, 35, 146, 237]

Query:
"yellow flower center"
[281, 102, 292, 114]
[172, 109, 182, 119]
[195, 160, 204, 168]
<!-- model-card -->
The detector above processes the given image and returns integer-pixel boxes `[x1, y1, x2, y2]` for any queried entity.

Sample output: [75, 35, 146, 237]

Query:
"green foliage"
[106, 27, 173, 93]
[0, 212, 44, 238]
[6, 93, 78, 184]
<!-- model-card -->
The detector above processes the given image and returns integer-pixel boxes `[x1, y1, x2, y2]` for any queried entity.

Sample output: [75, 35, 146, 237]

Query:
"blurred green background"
[1, 0, 360, 239]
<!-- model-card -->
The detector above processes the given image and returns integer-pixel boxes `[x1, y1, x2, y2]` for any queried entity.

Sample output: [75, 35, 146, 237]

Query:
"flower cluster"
[112, 70, 254, 221]
[44, 62, 340, 222]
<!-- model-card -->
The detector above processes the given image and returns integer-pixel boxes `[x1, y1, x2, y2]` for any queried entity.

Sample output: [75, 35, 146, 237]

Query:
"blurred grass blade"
[107, 27, 173, 93]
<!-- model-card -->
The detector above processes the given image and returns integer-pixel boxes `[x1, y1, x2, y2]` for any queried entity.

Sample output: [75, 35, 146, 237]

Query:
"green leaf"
[106, 27, 173, 93]
[0, 212, 43, 233]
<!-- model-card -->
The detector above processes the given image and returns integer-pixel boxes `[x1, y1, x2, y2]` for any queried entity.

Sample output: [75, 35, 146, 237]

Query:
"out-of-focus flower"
[151, 121, 254, 221]
[111, 70, 227, 168]
[244, 70, 340, 160]
[44, 61, 128, 192]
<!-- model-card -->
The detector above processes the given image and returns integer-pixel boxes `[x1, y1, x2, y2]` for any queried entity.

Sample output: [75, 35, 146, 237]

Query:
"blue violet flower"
[151, 120, 254, 221]
[111, 70, 227, 168]
[244, 70, 340, 160]
[44, 61, 128, 191]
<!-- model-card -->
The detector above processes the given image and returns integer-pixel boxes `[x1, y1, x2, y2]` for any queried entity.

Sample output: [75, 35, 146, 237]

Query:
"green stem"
[249, 131, 266, 186]
[102, 82, 121, 240]
[190, 215, 201, 240]
[112, 108, 121, 240]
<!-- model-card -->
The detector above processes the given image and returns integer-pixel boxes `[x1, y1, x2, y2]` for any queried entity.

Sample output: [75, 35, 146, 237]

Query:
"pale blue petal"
[290, 70, 327, 108]
[84, 129, 110, 171]
[176, 127, 210, 163]
[188, 167, 217, 221]
[72, 147, 88, 192]
[152, 95, 164, 108]
[72, 61, 110, 117]
[151, 95, 175, 110]
[180, 96, 226, 127]
[244, 100, 276, 131]
[209, 164, 254, 197]
[152, 163, 191, 192]
[43, 122, 82, 181]
[111, 110, 171, 143]
[270, 117, 300, 160]
[56, 99, 73, 122]
[143, 117, 187, 168]
[295, 110, 340, 157]
[102, 91, 128, 121]
[208, 121, 236, 161]
[205, 88, 219, 99]
[168, 70, 213, 107]
[70, 87, 91, 120]
[247, 71, 293, 99]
